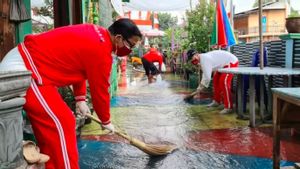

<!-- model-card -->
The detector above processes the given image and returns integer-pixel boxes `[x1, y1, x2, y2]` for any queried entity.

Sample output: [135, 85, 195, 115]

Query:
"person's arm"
[200, 59, 212, 88]
[73, 81, 87, 102]
[158, 56, 163, 72]
[86, 48, 112, 125]
[73, 81, 92, 116]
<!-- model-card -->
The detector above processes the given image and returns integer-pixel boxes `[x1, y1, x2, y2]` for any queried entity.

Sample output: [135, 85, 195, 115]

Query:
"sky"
[170, 0, 300, 24]
[232, 0, 300, 13]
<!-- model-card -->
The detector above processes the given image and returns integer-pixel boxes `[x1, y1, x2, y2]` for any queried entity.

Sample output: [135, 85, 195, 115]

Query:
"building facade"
[234, 1, 289, 43]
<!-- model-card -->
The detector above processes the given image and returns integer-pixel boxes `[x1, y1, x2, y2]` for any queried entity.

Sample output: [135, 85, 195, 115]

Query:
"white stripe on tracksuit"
[31, 80, 71, 169]
[21, 43, 43, 85]
[224, 64, 231, 109]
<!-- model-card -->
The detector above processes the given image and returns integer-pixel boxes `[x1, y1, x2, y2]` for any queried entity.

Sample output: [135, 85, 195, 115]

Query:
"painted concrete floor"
[79, 68, 300, 169]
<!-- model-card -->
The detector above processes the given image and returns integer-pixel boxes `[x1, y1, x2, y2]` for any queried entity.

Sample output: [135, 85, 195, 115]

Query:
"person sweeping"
[0, 18, 142, 169]
[141, 45, 163, 83]
[184, 49, 239, 114]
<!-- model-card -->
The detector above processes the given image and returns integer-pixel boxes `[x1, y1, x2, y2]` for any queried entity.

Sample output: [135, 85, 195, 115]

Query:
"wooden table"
[218, 67, 300, 127]
[272, 88, 300, 169]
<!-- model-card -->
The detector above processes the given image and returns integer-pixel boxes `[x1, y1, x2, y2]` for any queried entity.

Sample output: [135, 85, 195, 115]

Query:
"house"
[234, 1, 289, 43]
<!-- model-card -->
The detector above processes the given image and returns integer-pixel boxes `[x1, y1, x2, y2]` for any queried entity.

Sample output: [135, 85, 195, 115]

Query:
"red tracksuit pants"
[24, 81, 79, 169]
[213, 61, 239, 109]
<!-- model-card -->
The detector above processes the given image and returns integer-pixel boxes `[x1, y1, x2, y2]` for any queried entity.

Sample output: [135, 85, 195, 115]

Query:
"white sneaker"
[207, 100, 220, 107]
[219, 108, 232, 114]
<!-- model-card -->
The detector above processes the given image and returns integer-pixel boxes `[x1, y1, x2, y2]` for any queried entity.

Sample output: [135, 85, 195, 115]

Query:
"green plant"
[183, 62, 198, 74]
[288, 13, 300, 18]
[185, 0, 214, 52]
[288, 7, 300, 18]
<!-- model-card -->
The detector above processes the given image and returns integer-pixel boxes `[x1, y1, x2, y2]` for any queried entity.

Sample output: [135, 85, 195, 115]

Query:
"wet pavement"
[79, 68, 300, 169]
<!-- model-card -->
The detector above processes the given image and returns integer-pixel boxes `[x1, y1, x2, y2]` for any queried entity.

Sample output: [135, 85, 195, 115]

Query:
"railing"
[237, 25, 286, 35]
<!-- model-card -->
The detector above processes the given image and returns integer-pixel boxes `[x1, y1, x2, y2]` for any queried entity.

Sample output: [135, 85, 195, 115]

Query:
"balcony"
[237, 25, 286, 37]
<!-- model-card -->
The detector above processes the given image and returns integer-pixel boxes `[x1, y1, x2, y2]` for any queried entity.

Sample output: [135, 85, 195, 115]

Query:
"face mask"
[115, 45, 132, 56]
[191, 59, 199, 65]
[114, 37, 133, 56]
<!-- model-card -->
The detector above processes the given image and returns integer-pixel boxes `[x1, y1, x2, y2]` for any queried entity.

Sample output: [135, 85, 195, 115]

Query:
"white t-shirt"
[200, 50, 238, 87]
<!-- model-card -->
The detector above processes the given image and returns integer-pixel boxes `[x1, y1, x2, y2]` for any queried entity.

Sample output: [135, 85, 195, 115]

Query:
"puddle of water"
[78, 140, 294, 169]
[81, 71, 297, 169]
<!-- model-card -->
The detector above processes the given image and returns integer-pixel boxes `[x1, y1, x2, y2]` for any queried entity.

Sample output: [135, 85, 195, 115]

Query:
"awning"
[142, 29, 165, 37]
[110, 0, 124, 16]
[111, 0, 199, 17]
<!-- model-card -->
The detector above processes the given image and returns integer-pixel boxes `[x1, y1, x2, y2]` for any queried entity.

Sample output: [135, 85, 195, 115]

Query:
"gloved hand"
[75, 101, 91, 116]
[102, 123, 115, 134]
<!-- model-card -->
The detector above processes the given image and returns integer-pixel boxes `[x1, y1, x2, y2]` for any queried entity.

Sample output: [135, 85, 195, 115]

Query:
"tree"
[186, 0, 214, 52]
[157, 13, 178, 30]
[36, 0, 54, 19]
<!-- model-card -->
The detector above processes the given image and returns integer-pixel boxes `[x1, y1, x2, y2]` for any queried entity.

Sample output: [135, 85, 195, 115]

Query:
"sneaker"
[207, 100, 220, 107]
[219, 108, 232, 114]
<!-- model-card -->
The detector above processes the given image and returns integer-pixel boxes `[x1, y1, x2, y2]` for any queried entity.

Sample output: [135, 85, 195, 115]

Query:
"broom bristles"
[86, 114, 177, 156]
[119, 133, 177, 156]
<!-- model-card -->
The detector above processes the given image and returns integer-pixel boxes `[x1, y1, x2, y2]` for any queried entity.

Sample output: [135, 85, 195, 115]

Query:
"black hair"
[187, 49, 197, 61]
[108, 18, 142, 40]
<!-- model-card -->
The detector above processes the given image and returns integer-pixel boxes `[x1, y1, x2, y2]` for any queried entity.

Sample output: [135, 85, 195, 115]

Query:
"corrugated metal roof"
[235, 1, 286, 17]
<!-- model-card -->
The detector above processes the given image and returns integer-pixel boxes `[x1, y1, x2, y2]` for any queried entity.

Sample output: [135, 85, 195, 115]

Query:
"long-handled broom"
[85, 114, 177, 156]
[183, 90, 199, 101]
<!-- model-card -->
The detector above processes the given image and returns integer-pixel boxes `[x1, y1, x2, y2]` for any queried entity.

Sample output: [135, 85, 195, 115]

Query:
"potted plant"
[285, 13, 300, 33]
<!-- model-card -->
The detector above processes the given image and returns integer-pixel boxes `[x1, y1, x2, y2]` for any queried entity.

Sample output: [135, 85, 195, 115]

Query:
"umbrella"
[210, 0, 237, 48]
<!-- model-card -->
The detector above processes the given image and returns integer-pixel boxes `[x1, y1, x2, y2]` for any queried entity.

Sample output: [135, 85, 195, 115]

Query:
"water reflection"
[79, 140, 293, 169]
[80, 69, 295, 169]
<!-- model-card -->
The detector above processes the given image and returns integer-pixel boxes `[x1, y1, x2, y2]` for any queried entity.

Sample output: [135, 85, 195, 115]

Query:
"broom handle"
[190, 90, 198, 97]
[85, 114, 132, 141]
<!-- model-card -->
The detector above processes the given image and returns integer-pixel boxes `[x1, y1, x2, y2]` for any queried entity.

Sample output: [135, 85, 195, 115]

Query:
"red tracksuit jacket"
[18, 24, 113, 125]
[143, 50, 163, 70]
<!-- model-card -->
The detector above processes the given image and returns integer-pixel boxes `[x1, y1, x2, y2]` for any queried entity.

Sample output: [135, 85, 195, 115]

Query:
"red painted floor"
[187, 127, 300, 162]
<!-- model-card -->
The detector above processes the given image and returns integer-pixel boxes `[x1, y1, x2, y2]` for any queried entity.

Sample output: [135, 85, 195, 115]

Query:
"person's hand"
[102, 123, 115, 134]
[196, 84, 205, 93]
[75, 101, 91, 116]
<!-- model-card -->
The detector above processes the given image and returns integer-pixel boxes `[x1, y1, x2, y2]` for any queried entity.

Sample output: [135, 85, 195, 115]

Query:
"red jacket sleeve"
[86, 52, 112, 124]
[73, 81, 87, 102]
[84, 28, 113, 124]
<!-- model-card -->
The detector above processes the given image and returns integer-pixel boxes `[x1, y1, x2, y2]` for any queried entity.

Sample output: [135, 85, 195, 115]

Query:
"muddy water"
[79, 70, 294, 169]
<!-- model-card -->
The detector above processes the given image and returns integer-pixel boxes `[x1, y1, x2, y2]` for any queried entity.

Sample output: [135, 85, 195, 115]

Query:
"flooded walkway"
[79, 68, 300, 169]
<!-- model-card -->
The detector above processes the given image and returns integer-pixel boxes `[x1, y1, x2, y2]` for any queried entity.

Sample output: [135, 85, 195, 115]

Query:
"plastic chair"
[242, 47, 268, 113]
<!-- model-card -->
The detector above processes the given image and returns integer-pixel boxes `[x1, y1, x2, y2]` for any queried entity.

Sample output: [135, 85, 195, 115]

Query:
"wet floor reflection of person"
[186, 49, 239, 114]
[141, 45, 163, 83]
[0, 18, 142, 169]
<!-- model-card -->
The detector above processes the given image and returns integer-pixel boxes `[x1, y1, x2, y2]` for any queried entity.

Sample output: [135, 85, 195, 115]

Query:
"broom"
[183, 90, 199, 101]
[85, 114, 177, 156]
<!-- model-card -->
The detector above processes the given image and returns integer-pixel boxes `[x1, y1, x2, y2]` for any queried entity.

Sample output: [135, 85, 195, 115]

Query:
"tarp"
[122, 0, 199, 12]
[110, 0, 124, 16]
[142, 29, 165, 37]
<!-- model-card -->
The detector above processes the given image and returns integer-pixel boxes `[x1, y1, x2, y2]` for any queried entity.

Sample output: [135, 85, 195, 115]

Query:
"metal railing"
[237, 25, 286, 35]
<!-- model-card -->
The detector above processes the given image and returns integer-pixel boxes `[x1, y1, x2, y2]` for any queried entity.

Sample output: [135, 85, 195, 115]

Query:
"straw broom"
[183, 90, 199, 101]
[86, 114, 177, 156]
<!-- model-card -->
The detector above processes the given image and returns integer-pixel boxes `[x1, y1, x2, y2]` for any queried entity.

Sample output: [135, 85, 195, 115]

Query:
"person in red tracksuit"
[0, 18, 142, 169]
[142, 46, 163, 83]
[186, 49, 239, 114]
